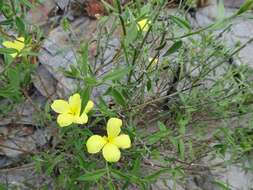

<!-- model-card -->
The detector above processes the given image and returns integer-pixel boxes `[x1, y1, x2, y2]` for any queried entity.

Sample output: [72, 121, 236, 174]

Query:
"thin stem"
[115, 0, 126, 36]
[105, 162, 113, 185]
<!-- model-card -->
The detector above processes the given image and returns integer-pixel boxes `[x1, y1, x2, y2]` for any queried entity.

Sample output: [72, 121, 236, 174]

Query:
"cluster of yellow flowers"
[51, 19, 152, 162]
[51, 93, 131, 163]
[3, 18, 150, 163]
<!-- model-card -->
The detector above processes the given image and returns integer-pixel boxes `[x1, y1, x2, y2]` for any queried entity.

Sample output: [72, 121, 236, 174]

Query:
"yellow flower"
[2, 37, 25, 58]
[137, 18, 151, 32]
[86, 118, 131, 163]
[51, 93, 94, 127]
[148, 57, 158, 65]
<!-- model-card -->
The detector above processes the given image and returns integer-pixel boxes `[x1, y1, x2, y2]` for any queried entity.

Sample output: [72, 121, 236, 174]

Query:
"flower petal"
[112, 134, 131, 149]
[74, 112, 88, 124]
[51, 100, 70, 114]
[15, 37, 25, 51]
[2, 41, 17, 57]
[2, 37, 25, 57]
[68, 93, 81, 115]
[137, 19, 150, 32]
[107, 118, 122, 139]
[84, 100, 94, 113]
[57, 114, 74, 127]
[86, 135, 106, 154]
[102, 143, 121, 162]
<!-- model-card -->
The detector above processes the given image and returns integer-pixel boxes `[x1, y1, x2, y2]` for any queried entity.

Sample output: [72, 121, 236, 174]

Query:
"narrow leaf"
[78, 169, 107, 181]
[102, 67, 131, 82]
[163, 41, 183, 56]
[20, 0, 34, 8]
[170, 15, 191, 30]
[237, 0, 253, 15]
[0, 47, 17, 54]
[110, 88, 126, 107]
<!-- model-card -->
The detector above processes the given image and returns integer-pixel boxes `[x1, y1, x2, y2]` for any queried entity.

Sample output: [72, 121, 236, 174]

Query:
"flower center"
[69, 107, 78, 115]
[104, 136, 114, 143]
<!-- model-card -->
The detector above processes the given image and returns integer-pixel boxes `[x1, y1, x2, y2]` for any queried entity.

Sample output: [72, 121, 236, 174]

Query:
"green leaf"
[217, 0, 225, 20]
[80, 42, 89, 76]
[144, 169, 171, 182]
[111, 169, 143, 185]
[78, 169, 107, 181]
[125, 22, 138, 43]
[236, 0, 253, 15]
[0, 183, 7, 190]
[158, 121, 167, 131]
[131, 155, 141, 175]
[8, 68, 20, 86]
[0, 1, 3, 10]
[20, 0, 34, 8]
[101, 0, 117, 12]
[101, 66, 132, 82]
[80, 86, 91, 109]
[178, 139, 185, 160]
[109, 88, 127, 107]
[155, 42, 166, 50]
[15, 17, 26, 34]
[147, 122, 170, 145]
[0, 47, 18, 54]
[146, 78, 152, 91]
[98, 98, 115, 117]
[0, 18, 13, 25]
[107, 181, 116, 190]
[170, 15, 191, 30]
[83, 76, 97, 86]
[213, 180, 231, 190]
[163, 41, 183, 56]
[61, 17, 70, 31]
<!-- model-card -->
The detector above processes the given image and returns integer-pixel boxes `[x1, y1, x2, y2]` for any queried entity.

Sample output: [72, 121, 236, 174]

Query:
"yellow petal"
[148, 58, 158, 65]
[74, 112, 88, 124]
[68, 93, 81, 115]
[15, 37, 25, 51]
[107, 118, 122, 139]
[137, 19, 150, 32]
[57, 114, 74, 127]
[2, 41, 13, 48]
[84, 100, 94, 114]
[2, 37, 25, 57]
[51, 100, 70, 114]
[86, 135, 106, 154]
[102, 143, 121, 162]
[112, 134, 131, 149]
[2, 41, 17, 57]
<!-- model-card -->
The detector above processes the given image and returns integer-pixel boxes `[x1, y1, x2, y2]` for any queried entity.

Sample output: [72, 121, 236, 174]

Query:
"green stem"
[105, 162, 112, 182]
[9, 0, 16, 15]
[115, 0, 126, 36]
[127, 5, 162, 84]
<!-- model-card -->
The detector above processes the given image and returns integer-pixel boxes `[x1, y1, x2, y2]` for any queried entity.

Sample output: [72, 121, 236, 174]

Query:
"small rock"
[224, 0, 246, 8]
[0, 126, 50, 158]
[0, 164, 53, 189]
[54, 0, 70, 10]
[0, 93, 46, 126]
[25, 0, 56, 26]
[32, 65, 57, 98]
[38, 17, 120, 101]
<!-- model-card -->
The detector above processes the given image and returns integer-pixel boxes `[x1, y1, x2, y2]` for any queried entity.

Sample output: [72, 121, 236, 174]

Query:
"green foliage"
[36, 1, 253, 188]
[0, 0, 39, 116]
[1, 0, 253, 189]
